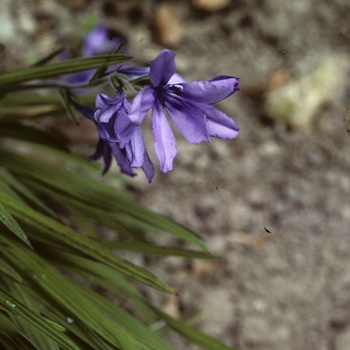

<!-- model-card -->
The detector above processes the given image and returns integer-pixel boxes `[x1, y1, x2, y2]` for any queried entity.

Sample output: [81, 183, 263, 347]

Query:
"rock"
[264, 54, 349, 131]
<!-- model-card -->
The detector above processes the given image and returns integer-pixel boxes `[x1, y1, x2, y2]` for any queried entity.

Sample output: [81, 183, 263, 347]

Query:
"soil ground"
[2, 1, 350, 349]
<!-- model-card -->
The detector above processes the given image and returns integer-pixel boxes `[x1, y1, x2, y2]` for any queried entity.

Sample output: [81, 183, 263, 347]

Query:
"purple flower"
[94, 91, 154, 182]
[71, 98, 136, 178]
[118, 49, 240, 174]
[82, 24, 123, 57]
[90, 137, 136, 177]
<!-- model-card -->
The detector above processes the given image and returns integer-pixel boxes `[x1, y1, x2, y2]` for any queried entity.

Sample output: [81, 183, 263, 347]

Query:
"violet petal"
[177, 76, 240, 104]
[94, 105, 118, 124]
[109, 142, 136, 177]
[141, 151, 155, 183]
[119, 67, 150, 79]
[115, 112, 134, 147]
[90, 138, 105, 161]
[101, 144, 113, 175]
[198, 104, 240, 139]
[90, 139, 112, 175]
[165, 94, 210, 144]
[126, 127, 147, 168]
[129, 87, 155, 125]
[149, 49, 176, 87]
[95, 93, 121, 109]
[96, 122, 115, 142]
[152, 100, 178, 173]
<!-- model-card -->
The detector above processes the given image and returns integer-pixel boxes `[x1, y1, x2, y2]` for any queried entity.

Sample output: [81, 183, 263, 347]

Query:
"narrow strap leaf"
[147, 303, 237, 350]
[0, 202, 33, 250]
[0, 54, 132, 87]
[58, 89, 79, 125]
[31, 47, 65, 67]
[0, 259, 24, 284]
[0, 289, 79, 350]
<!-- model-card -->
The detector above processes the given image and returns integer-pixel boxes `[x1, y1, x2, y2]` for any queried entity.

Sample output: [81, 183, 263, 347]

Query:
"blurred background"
[1, 0, 350, 349]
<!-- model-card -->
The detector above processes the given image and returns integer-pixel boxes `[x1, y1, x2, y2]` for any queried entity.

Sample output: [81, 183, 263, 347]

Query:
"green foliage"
[0, 54, 131, 87]
[0, 51, 237, 349]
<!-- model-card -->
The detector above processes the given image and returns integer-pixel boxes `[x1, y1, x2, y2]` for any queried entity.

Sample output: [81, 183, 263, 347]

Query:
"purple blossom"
[82, 24, 123, 57]
[72, 49, 239, 183]
[90, 137, 135, 177]
[118, 49, 240, 174]
[94, 91, 154, 182]
[71, 98, 137, 178]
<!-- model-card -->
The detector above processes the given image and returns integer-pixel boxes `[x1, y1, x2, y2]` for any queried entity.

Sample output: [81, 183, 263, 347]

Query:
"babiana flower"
[94, 91, 154, 182]
[73, 49, 239, 183]
[72, 92, 154, 181]
[118, 49, 240, 175]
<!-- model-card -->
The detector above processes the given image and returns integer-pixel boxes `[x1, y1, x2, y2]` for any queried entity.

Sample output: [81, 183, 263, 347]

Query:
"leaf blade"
[147, 303, 237, 350]
[0, 54, 131, 87]
[0, 202, 32, 249]
[0, 288, 78, 350]
[0, 190, 174, 294]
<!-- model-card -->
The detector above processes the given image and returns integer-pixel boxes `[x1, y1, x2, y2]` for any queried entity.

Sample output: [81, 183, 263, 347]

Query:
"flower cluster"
[76, 46, 240, 183]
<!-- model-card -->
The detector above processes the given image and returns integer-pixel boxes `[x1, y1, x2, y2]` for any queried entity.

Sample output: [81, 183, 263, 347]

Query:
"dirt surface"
[2, 1, 350, 349]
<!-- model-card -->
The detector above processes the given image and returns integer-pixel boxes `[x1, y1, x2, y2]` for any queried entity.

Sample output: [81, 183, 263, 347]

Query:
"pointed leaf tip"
[0, 202, 33, 249]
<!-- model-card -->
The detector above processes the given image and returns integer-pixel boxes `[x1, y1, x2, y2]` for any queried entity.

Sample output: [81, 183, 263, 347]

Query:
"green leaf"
[0, 54, 131, 87]
[99, 241, 217, 259]
[3, 279, 61, 350]
[0, 166, 57, 218]
[0, 120, 69, 152]
[42, 249, 141, 298]
[0, 288, 78, 350]
[0, 191, 174, 294]
[31, 47, 65, 67]
[147, 303, 237, 350]
[0, 232, 162, 350]
[0, 258, 24, 284]
[0, 145, 207, 251]
[5, 141, 112, 181]
[58, 88, 79, 124]
[0, 313, 39, 350]
[0, 171, 22, 201]
[0, 202, 32, 249]
[89, 63, 109, 83]
[44, 248, 156, 326]
[0, 92, 95, 108]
